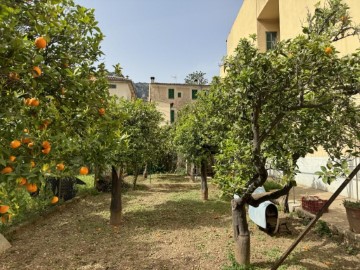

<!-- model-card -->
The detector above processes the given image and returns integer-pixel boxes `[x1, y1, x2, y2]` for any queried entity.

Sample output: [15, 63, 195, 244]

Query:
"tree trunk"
[133, 167, 139, 190]
[283, 191, 290, 213]
[93, 165, 100, 187]
[232, 200, 250, 266]
[110, 165, 122, 226]
[190, 163, 196, 182]
[143, 164, 148, 179]
[200, 160, 208, 200]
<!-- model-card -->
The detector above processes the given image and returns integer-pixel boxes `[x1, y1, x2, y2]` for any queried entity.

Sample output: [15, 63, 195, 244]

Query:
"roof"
[150, 82, 210, 87]
[107, 75, 137, 100]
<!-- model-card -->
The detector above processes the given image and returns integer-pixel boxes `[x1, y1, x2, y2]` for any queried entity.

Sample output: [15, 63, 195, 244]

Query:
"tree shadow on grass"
[122, 197, 231, 231]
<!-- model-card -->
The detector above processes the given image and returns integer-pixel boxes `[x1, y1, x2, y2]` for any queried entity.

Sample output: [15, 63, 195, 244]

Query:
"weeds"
[222, 252, 256, 270]
[314, 220, 332, 237]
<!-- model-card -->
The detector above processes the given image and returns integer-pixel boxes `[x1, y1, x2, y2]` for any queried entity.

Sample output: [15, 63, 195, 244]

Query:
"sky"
[74, 0, 243, 83]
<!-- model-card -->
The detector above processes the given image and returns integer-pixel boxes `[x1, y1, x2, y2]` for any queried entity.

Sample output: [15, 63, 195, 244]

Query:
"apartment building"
[148, 77, 210, 125]
[222, 0, 360, 199]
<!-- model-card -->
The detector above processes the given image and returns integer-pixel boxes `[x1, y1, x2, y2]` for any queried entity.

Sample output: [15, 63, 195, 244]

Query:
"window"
[168, 89, 174, 99]
[266, 32, 277, 50]
[178, 92, 182, 98]
[108, 84, 117, 89]
[192, 89, 198, 99]
[170, 110, 175, 123]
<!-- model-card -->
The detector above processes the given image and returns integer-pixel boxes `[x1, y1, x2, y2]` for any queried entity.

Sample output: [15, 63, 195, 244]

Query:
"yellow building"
[148, 77, 209, 125]
[222, 0, 360, 199]
[107, 75, 136, 100]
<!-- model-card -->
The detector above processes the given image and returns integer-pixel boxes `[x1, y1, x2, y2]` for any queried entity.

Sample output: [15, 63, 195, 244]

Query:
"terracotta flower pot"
[344, 205, 360, 234]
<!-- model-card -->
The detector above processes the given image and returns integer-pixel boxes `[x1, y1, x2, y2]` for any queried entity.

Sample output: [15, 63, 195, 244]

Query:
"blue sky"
[74, 0, 243, 83]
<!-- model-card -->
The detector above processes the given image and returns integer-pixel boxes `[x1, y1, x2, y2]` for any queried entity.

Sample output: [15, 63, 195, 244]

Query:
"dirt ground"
[1, 175, 359, 270]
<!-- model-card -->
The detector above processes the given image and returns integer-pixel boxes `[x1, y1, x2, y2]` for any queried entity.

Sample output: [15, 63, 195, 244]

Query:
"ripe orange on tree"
[1, 214, 11, 224]
[10, 140, 21, 149]
[42, 147, 51, 154]
[26, 183, 38, 193]
[34, 36, 47, 49]
[325, 47, 333, 55]
[79, 166, 89, 175]
[9, 156, 16, 162]
[51, 196, 59, 204]
[29, 98, 40, 107]
[0, 205, 10, 214]
[98, 108, 105, 116]
[1, 166, 13, 174]
[56, 163, 65, 171]
[22, 137, 32, 144]
[19, 177, 27, 185]
[42, 140, 51, 149]
[30, 161, 36, 168]
[32, 66, 42, 77]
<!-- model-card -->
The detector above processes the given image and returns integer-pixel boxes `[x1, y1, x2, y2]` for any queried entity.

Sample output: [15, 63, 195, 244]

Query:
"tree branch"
[247, 181, 296, 207]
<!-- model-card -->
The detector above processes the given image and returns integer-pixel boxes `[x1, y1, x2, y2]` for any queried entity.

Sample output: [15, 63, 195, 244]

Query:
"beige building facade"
[148, 77, 209, 125]
[107, 76, 136, 101]
[223, 0, 360, 199]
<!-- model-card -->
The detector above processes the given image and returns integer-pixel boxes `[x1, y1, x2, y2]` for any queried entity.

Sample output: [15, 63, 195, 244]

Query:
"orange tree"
[0, 0, 112, 221]
[196, 0, 359, 266]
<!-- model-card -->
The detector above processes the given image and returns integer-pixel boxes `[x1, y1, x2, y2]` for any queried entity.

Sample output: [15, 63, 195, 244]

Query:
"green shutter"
[170, 110, 175, 123]
[168, 89, 174, 99]
[192, 89, 198, 99]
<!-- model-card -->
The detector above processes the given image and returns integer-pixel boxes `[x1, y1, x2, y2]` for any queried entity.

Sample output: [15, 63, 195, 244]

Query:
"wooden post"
[272, 163, 360, 269]
[110, 165, 122, 226]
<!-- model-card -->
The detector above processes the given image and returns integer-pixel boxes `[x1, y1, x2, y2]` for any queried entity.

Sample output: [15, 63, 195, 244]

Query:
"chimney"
[150, 76, 155, 83]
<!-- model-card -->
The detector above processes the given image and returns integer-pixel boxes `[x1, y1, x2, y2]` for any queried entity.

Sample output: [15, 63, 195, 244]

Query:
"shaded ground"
[1, 175, 359, 270]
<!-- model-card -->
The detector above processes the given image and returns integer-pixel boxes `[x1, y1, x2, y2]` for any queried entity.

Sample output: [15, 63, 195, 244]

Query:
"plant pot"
[344, 206, 360, 234]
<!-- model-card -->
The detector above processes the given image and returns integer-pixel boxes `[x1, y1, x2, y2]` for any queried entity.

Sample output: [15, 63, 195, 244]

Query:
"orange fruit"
[56, 163, 65, 171]
[22, 137, 32, 144]
[325, 47, 333, 55]
[24, 98, 31, 106]
[10, 140, 21, 149]
[51, 196, 59, 204]
[98, 108, 105, 116]
[8, 72, 20, 81]
[24, 128, 29, 133]
[1, 214, 11, 224]
[29, 98, 40, 107]
[79, 166, 89, 175]
[28, 142, 34, 148]
[1, 167, 13, 174]
[32, 66, 42, 77]
[26, 183, 38, 193]
[30, 161, 36, 168]
[19, 177, 27, 185]
[0, 205, 9, 214]
[9, 156, 16, 162]
[35, 37, 47, 49]
[42, 140, 51, 149]
[42, 147, 51, 154]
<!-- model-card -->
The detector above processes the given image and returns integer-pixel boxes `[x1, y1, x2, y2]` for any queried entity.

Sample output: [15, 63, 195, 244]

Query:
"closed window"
[168, 89, 174, 99]
[178, 92, 182, 98]
[266, 32, 277, 50]
[108, 84, 117, 89]
[192, 89, 198, 99]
